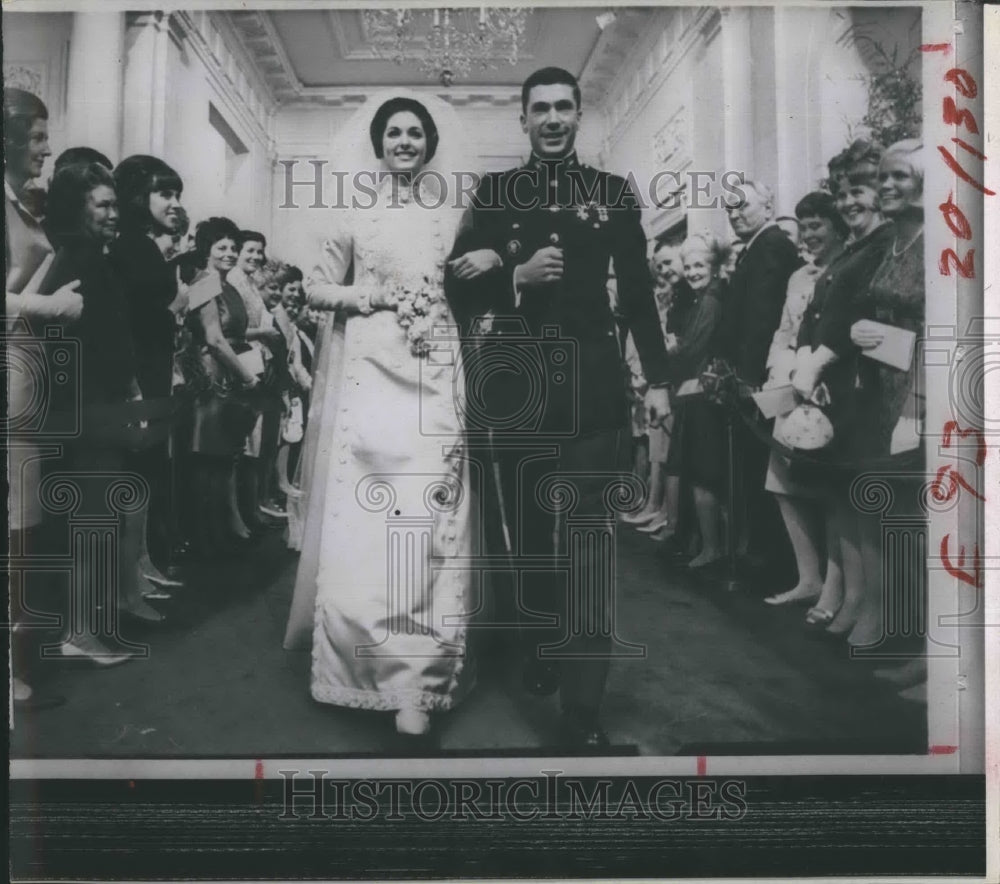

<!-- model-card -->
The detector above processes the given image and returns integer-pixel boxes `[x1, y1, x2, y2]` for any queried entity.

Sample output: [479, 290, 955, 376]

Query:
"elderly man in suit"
[446, 66, 670, 750]
[720, 179, 802, 576]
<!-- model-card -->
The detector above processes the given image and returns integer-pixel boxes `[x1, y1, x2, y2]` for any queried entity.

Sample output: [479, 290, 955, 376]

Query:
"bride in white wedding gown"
[283, 93, 481, 737]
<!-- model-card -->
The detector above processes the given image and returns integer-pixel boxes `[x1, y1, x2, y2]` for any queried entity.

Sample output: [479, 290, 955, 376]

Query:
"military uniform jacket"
[446, 153, 669, 435]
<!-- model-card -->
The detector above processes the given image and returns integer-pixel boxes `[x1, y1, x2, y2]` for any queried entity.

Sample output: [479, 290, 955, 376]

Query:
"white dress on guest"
[764, 261, 822, 497]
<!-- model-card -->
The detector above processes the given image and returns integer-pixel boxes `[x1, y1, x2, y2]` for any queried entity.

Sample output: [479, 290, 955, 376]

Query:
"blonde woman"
[662, 232, 731, 569]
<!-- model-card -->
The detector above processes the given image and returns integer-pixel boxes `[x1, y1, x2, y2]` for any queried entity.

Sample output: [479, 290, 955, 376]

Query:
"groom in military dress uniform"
[447, 67, 671, 749]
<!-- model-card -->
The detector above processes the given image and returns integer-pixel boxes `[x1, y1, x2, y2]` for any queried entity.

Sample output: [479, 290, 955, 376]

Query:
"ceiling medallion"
[361, 8, 529, 86]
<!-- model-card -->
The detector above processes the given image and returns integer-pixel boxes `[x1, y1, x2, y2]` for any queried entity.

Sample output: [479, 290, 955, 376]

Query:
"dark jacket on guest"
[796, 221, 895, 356]
[665, 278, 726, 386]
[720, 224, 802, 388]
[110, 230, 178, 398]
[796, 222, 894, 444]
[40, 240, 137, 408]
[664, 278, 697, 337]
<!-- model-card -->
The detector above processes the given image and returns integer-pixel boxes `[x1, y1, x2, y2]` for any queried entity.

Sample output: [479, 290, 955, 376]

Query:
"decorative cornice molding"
[578, 8, 657, 111]
[2, 61, 48, 97]
[285, 85, 521, 109]
[328, 8, 364, 61]
[600, 7, 720, 155]
[169, 11, 275, 149]
[227, 10, 302, 103]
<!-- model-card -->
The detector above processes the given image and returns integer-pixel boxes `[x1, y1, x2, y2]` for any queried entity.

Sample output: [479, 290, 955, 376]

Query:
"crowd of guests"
[6, 87, 319, 709]
[621, 137, 927, 700]
[6, 78, 927, 713]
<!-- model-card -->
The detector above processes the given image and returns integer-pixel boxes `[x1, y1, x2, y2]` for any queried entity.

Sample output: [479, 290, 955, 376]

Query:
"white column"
[121, 12, 170, 158]
[64, 12, 125, 162]
[719, 8, 754, 181]
[772, 7, 815, 214]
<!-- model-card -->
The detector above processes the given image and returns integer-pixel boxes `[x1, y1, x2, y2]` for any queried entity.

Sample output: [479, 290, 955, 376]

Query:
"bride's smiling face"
[382, 111, 427, 174]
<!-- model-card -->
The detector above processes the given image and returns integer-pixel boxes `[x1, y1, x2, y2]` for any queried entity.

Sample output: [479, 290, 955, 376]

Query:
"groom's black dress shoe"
[559, 708, 610, 753]
[522, 659, 560, 696]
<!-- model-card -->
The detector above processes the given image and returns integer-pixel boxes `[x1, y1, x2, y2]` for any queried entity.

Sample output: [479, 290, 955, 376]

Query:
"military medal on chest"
[506, 221, 521, 257]
[574, 200, 609, 229]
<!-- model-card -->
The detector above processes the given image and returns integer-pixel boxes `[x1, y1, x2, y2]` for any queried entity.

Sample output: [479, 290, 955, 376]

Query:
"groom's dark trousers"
[446, 154, 670, 719]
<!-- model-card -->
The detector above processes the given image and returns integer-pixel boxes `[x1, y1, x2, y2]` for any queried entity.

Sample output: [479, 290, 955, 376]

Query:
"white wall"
[161, 18, 274, 239]
[600, 5, 922, 247]
[599, 10, 721, 242]
[3, 12, 274, 241]
[270, 104, 357, 271]
[2, 12, 75, 179]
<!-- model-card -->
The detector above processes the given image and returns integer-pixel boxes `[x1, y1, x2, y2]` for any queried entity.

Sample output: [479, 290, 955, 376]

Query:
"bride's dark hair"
[369, 97, 439, 163]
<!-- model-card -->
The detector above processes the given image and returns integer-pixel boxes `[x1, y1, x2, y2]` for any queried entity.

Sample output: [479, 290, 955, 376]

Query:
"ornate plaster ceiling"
[226, 8, 660, 107]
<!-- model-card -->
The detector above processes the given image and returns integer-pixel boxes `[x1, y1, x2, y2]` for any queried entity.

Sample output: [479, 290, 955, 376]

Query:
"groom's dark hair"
[521, 67, 581, 113]
[369, 97, 440, 163]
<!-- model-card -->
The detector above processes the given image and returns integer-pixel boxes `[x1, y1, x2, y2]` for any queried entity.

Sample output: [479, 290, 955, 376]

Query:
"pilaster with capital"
[65, 12, 125, 162]
[121, 11, 170, 158]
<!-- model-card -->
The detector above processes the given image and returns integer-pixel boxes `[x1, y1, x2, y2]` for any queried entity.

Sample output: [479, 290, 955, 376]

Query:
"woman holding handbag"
[761, 191, 849, 608]
[661, 232, 732, 570]
[789, 141, 916, 647]
[179, 216, 263, 554]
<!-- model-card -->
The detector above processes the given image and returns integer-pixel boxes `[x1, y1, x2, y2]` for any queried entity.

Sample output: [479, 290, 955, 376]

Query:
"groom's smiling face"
[521, 83, 581, 159]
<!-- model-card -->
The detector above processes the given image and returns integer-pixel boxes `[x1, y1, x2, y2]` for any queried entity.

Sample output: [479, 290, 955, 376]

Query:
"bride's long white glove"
[307, 232, 392, 316]
[6, 281, 84, 323]
[307, 281, 385, 315]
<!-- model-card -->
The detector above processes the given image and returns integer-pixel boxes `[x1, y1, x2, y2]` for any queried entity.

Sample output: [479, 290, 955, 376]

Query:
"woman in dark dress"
[842, 139, 926, 652]
[42, 161, 166, 643]
[663, 232, 730, 569]
[790, 148, 894, 632]
[180, 216, 261, 553]
[110, 155, 187, 589]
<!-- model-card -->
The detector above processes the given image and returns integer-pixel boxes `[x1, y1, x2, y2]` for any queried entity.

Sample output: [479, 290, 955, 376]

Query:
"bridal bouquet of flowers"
[387, 273, 448, 357]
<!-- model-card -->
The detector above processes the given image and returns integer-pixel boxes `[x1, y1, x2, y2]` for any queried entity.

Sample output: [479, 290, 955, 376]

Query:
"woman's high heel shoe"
[636, 514, 671, 534]
[140, 555, 184, 589]
[120, 598, 166, 624]
[395, 709, 431, 736]
[804, 606, 837, 629]
[621, 509, 657, 526]
[648, 524, 676, 543]
[764, 586, 822, 606]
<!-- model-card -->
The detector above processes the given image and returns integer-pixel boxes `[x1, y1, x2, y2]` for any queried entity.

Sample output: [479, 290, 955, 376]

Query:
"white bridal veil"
[284, 88, 478, 272]
[331, 88, 476, 221]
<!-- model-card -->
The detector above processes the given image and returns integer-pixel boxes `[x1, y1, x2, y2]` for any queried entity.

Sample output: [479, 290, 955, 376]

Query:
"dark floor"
[10, 525, 926, 757]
